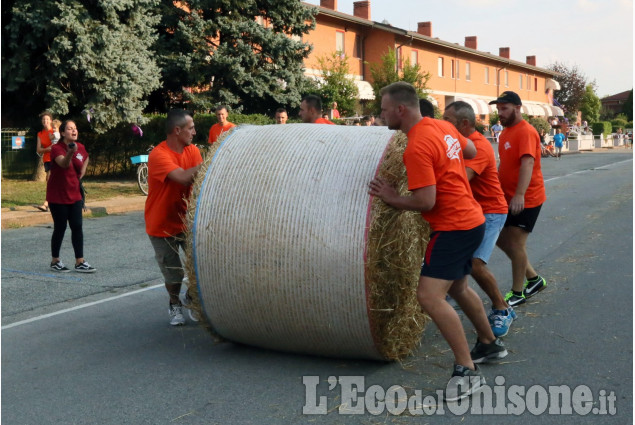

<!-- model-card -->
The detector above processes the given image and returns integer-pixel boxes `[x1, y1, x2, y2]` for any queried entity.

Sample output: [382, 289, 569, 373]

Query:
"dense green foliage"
[547, 62, 593, 121]
[151, 0, 317, 115]
[579, 85, 601, 124]
[314, 52, 359, 116]
[3, 0, 162, 132]
[2, 0, 317, 129]
[591, 121, 612, 136]
[368, 48, 431, 113]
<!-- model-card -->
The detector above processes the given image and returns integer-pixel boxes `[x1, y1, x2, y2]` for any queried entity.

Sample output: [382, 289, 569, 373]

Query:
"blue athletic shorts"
[472, 213, 507, 264]
[420, 223, 485, 281]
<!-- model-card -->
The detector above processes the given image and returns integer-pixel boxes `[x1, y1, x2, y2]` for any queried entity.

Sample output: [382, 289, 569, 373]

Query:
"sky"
[304, 0, 633, 98]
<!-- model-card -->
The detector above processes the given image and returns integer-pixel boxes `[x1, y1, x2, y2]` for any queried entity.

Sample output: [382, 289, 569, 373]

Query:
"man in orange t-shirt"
[444, 101, 515, 338]
[299, 95, 335, 125]
[369, 82, 507, 401]
[489, 91, 547, 308]
[146, 109, 203, 326]
[208, 105, 236, 144]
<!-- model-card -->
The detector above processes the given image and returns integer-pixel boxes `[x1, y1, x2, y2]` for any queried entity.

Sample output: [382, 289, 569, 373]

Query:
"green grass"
[1, 178, 142, 208]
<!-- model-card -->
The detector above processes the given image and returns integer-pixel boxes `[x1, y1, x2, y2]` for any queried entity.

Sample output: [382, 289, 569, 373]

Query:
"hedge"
[591, 121, 612, 136]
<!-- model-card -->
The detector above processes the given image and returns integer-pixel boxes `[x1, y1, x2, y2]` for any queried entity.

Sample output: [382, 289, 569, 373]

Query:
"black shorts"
[420, 223, 485, 281]
[504, 204, 542, 232]
[44, 161, 51, 172]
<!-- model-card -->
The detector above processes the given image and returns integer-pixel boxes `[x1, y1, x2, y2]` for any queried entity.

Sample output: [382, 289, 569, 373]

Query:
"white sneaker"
[179, 291, 200, 322]
[169, 304, 185, 326]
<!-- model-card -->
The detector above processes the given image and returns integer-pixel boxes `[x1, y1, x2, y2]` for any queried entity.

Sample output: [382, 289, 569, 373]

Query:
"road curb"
[1, 196, 147, 229]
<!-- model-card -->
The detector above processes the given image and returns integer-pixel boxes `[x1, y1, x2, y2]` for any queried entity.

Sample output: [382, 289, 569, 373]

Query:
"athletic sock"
[527, 275, 540, 282]
[513, 290, 523, 296]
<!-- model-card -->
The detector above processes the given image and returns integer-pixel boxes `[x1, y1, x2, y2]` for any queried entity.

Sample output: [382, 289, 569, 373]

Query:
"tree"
[547, 62, 594, 120]
[622, 90, 633, 121]
[151, 0, 317, 115]
[579, 85, 601, 124]
[315, 52, 359, 116]
[368, 47, 431, 113]
[2, 0, 162, 132]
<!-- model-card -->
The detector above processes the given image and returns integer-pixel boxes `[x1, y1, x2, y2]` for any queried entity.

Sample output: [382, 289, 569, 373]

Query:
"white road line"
[2, 283, 163, 330]
[544, 158, 632, 183]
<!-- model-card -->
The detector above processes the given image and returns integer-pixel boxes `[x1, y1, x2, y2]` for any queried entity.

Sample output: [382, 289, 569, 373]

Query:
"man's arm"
[465, 167, 477, 181]
[509, 155, 534, 215]
[368, 177, 435, 212]
[167, 164, 201, 186]
[463, 138, 477, 159]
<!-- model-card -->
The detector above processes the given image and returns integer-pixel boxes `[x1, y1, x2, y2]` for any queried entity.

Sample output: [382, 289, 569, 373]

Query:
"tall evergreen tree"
[2, 0, 162, 132]
[152, 0, 317, 114]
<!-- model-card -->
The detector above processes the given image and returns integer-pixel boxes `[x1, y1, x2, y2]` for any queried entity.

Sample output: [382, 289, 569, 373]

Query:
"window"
[438, 57, 444, 77]
[534, 77, 538, 91]
[335, 30, 345, 54]
[456, 60, 460, 79]
[504, 70, 509, 87]
[451, 59, 455, 78]
[484, 67, 489, 84]
[466, 62, 471, 81]
[353, 34, 361, 58]
[396, 46, 402, 70]
[519, 74, 523, 89]
[411, 49, 418, 66]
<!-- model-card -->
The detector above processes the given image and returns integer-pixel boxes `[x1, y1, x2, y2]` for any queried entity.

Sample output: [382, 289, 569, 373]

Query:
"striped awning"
[522, 103, 564, 117]
[455, 97, 490, 115]
[354, 80, 375, 100]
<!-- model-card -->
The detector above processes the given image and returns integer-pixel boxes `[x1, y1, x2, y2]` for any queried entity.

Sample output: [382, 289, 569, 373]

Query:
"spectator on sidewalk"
[208, 105, 236, 144]
[299, 95, 335, 124]
[146, 109, 203, 326]
[553, 128, 565, 160]
[491, 120, 503, 142]
[274, 108, 288, 124]
[35, 111, 55, 212]
[47, 120, 96, 273]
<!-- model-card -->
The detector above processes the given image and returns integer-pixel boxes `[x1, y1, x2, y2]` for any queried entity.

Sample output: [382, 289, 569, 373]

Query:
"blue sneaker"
[488, 308, 514, 337]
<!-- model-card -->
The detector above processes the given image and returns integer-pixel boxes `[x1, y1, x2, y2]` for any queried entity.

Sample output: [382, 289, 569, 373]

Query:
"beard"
[499, 109, 517, 127]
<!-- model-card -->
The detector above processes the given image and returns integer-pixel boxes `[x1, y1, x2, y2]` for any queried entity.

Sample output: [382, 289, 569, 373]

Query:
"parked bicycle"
[130, 145, 154, 195]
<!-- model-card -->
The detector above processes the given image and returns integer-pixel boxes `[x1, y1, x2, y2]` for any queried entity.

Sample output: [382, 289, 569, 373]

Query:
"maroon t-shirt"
[46, 142, 89, 204]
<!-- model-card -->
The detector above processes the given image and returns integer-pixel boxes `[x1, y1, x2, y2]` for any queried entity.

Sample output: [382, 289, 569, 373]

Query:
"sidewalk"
[1, 195, 147, 229]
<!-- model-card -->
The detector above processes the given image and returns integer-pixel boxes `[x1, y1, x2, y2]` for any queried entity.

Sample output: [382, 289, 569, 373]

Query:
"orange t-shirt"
[208, 122, 236, 144]
[404, 118, 484, 231]
[314, 117, 335, 125]
[145, 141, 203, 237]
[497, 120, 546, 208]
[464, 131, 508, 214]
[38, 129, 53, 163]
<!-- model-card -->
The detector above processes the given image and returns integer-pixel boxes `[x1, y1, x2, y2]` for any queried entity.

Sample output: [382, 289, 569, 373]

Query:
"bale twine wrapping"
[185, 124, 430, 360]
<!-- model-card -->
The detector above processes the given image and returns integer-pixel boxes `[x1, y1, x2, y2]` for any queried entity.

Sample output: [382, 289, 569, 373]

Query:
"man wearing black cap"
[489, 91, 547, 307]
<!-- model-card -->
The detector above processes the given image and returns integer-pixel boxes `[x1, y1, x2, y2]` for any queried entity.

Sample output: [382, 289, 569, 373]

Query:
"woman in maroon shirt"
[46, 120, 96, 273]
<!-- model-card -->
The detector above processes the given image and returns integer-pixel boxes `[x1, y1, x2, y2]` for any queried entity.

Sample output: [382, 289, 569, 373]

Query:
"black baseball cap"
[488, 91, 522, 106]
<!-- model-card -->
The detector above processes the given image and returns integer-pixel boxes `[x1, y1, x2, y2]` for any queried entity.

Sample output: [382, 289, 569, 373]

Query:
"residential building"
[302, 0, 564, 120]
[600, 90, 632, 116]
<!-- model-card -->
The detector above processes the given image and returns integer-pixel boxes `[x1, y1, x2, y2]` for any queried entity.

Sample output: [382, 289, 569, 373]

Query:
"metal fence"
[1, 128, 37, 179]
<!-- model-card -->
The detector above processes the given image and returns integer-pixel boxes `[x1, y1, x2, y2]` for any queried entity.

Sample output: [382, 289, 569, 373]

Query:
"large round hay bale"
[185, 124, 430, 360]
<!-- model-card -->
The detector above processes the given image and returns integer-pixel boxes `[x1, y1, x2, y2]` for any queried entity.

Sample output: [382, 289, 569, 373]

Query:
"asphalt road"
[2, 150, 633, 424]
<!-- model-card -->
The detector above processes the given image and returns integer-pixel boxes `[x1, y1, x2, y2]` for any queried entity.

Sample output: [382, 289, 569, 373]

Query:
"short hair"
[302, 95, 322, 113]
[275, 107, 287, 115]
[165, 109, 192, 134]
[39, 111, 52, 119]
[445, 101, 475, 127]
[419, 98, 435, 118]
[379, 82, 419, 109]
[215, 105, 229, 113]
